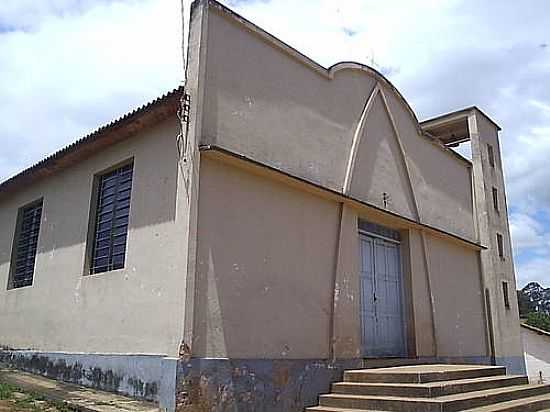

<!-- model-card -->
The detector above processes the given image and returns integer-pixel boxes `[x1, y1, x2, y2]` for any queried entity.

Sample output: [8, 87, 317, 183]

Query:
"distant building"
[0, 0, 524, 410]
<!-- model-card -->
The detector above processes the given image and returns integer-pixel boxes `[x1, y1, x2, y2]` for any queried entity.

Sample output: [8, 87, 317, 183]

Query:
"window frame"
[502, 281, 510, 309]
[492, 186, 499, 213]
[496, 232, 504, 259]
[487, 143, 496, 168]
[84, 159, 134, 276]
[7, 198, 44, 290]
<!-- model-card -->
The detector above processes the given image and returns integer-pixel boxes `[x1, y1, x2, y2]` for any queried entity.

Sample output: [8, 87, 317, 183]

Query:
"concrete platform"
[0, 368, 158, 412]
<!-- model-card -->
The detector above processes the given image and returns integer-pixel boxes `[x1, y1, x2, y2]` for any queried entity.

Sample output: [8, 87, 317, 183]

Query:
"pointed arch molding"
[342, 83, 380, 195]
[342, 84, 421, 222]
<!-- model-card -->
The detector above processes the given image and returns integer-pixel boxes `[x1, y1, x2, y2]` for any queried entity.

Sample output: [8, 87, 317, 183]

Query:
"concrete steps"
[332, 375, 528, 397]
[306, 364, 550, 412]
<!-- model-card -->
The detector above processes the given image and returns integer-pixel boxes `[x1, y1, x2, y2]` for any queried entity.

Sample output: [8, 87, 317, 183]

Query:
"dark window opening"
[492, 187, 499, 213]
[89, 163, 133, 275]
[358, 219, 401, 241]
[487, 144, 495, 168]
[502, 281, 510, 309]
[9, 200, 43, 289]
[496, 233, 504, 259]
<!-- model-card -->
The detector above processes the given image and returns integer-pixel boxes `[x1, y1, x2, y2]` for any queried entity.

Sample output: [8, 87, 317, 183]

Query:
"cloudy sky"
[1, 0, 549, 287]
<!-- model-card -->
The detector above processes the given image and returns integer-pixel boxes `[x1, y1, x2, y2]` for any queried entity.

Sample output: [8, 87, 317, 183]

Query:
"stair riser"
[444, 386, 550, 412]
[319, 396, 439, 412]
[332, 377, 528, 397]
[488, 398, 550, 412]
[344, 367, 507, 383]
[319, 386, 550, 412]
[333, 382, 430, 397]
[433, 377, 528, 397]
[311, 396, 550, 412]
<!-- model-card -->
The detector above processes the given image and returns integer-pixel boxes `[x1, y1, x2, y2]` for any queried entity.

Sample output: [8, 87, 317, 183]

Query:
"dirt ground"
[0, 382, 71, 412]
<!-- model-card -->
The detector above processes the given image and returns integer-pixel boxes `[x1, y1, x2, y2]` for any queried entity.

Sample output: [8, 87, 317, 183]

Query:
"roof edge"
[0, 86, 183, 200]
[421, 106, 502, 131]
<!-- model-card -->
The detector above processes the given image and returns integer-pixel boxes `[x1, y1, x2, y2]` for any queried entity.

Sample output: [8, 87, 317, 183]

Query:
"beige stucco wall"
[422, 233, 487, 357]
[193, 156, 340, 359]
[0, 118, 187, 356]
[200, 4, 475, 242]
[194, 154, 488, 360]
[470, 112, 523, 365]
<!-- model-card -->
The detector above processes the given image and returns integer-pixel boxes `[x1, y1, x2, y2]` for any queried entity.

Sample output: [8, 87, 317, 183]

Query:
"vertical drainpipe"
[328, 202, 345, 362]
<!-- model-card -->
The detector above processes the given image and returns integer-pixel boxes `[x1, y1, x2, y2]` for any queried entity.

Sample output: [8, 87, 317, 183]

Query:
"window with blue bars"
[10, 200, 43, 289]
[90, 163, 133, 274]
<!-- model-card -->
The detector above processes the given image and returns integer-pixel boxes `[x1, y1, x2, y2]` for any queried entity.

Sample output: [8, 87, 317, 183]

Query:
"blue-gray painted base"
[174, 355, 526, 411]
[175, 358, 362, 412]
[0, 350, 177, 411]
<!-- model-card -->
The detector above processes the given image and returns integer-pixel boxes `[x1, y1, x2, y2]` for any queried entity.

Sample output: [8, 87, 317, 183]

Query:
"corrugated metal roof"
[0, 86, 183, 200]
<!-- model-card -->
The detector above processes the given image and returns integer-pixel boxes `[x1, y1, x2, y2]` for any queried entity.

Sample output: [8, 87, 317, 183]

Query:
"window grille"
[10, 200, 43, 288]
[90, 163, 133, 274]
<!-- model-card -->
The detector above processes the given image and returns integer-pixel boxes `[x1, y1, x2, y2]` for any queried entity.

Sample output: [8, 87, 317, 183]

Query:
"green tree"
[526, 312, 550, 332]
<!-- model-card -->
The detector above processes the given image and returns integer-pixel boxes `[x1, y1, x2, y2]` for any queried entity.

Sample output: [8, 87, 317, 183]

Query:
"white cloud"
[510, 212, 545, 252]
[1, 0, 550, 287]
[0, 0, 182, 181]
[516, 255, 550, 288]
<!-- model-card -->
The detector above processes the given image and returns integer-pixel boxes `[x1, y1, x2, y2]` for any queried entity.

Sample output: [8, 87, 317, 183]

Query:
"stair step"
[439, 383, 550, 411]
[332, 375, 528, 397]
[461, 392, 550, 411]
[344, 364, 507, 384]
[305, 407, 372, 412]
[319, 383, 550, 412]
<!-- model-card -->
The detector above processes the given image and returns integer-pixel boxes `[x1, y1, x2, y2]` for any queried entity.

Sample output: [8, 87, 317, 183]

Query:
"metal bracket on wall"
[182, 93, 191, 124]
[177, 92, 192, 162]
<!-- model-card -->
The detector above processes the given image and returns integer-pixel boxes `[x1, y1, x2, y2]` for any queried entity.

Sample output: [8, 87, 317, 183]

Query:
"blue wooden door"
[360, 233, 406, 357]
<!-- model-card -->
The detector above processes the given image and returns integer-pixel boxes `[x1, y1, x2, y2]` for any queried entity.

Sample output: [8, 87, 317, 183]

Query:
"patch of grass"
[0, 381, 16, 400]
[48, 400, 74, 412]
[14, 393, 42, 411]
[0, 382, 75, 411]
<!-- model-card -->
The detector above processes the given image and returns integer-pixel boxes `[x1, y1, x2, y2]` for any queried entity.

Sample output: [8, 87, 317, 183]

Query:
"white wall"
[522, 325, 550, 383]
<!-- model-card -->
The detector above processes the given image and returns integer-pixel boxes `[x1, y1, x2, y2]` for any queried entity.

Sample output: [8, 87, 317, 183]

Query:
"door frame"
[358, 225, 412, 358]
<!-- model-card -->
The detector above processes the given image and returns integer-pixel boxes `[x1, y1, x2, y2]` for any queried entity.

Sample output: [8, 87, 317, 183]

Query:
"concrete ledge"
[0, 350, 177, 411]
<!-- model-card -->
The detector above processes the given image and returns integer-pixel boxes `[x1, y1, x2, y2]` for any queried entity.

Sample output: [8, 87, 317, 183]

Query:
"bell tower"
[422, 107, 525, 374]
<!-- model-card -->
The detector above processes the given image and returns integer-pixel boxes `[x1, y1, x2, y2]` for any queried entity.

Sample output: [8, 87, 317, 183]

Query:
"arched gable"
[202, 1, 476, 241]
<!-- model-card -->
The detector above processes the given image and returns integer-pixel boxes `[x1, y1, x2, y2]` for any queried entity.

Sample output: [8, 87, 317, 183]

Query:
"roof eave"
[0, 87, 183, 201]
